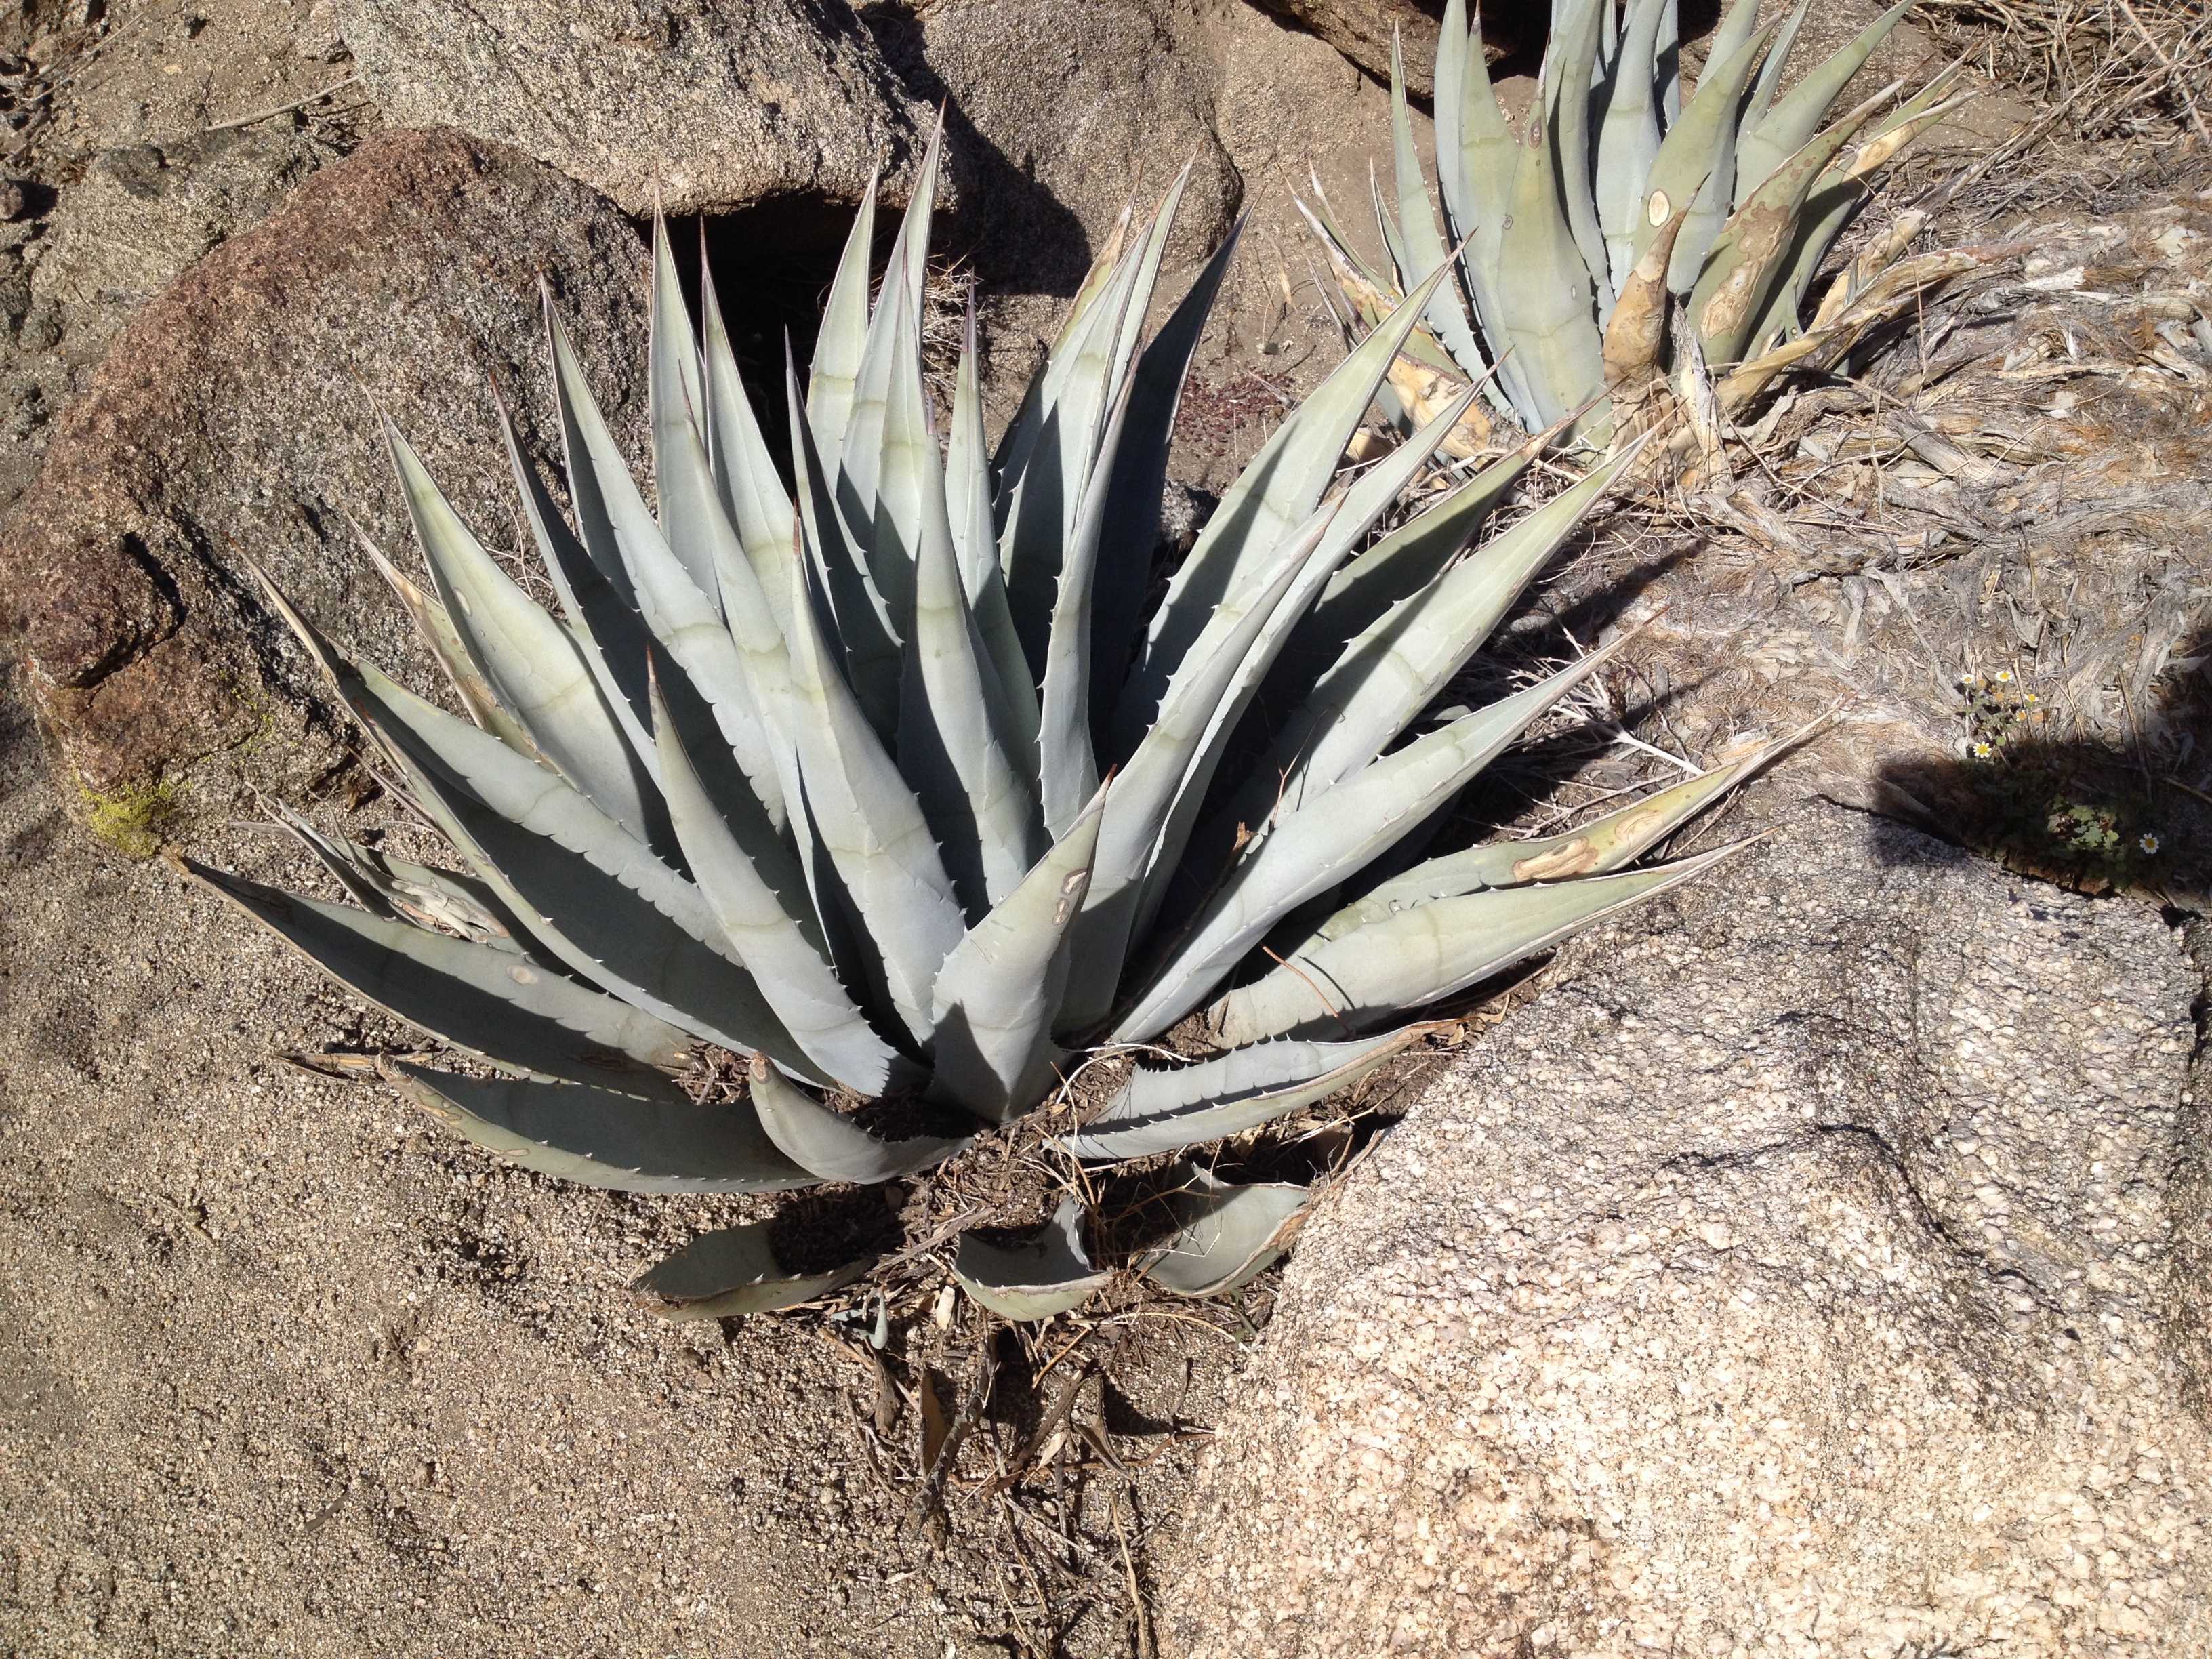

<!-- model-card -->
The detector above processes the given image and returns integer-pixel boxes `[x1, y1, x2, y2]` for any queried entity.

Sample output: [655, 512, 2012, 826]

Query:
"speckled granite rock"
[1165, 802, 2211, 1656]
[335, 0, 930, 217]
[0, 127, 649, 808]
[895, 0, 1240, 291]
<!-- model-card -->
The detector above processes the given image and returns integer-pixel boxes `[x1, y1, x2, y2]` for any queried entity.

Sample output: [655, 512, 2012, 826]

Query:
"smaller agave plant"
[186, 125, 1773, 1324]
[1305, 0, 1974, 451]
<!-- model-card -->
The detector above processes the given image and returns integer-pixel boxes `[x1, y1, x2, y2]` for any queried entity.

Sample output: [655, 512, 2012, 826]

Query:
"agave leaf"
[649, 672, 909, 1097]
[1139, 1168, 1312, 1297]
[384, 420, 659, 848]
[1088, 216, 1245, 741]
[263, 590, 819, 1076]
[647, 214, 713, 595]
[1603, 188, 1694, 405]
[352, 518, 529, 752]
[384, 718, 823, 1077]
[890, 299, 1044, 912]
[186, 859, 693, 1091]
[391, 1062, 815, 1195]
[1388, 33, 1491, 388]
[1738, 0, 1812, 169]
[1128, 395, 1486, 956]
[546, 306, 787, 834]
[885, 113, 947, 340]
[1846, 69, 1971, 183]
[1128, 256, 1458, 733]
[1544, 0, 1614, 318]
[1301, 429, 1542, 656]
[548, 346, 806, 889]
[697, 226, 800, 638]
[517, 358, 796, 889]
[634, 1223, 876, 1322]
[651, 382, 817, 844]
[930, 785, 1104, 1120]
[991, 201, 1134, 483]
[1231, 448, 1634, 833]
[1742, 176, 1863, 356]
[1492, 89, 1607, 430]
[1001, 211, 1153, 672]
[1035, 381, 1130, 840]
[1692, 89, 1890, 364]
[747, 1054, 968, 1183]
[1212, 842, 1749, 1044]
[1059, 1028, 1422, 1162]
[1633, 19, 1773, 295]
[951, 1197, 1110, 1322]
[266, 802, 457, 934]
[834, 289, 904, 606]
[944, 295, 1000, 594]
[902, 507, 1046, 916]
[1706, 0, 1760, 68]
[271, 808, 529, 954]
[1104, 157, 1196, 404]
[1746, 79, 1973, 354]
[1309, 726, 1801, 941]
[785, 350, 904, 738]
[1434, 0, 1526, 412]
[1059, 520, 1320, 1037]
[944, 304, 1042, 789]
[1142, 499, 1343, 848]
[1433, 0, 1513, 253]
[492, 386, 657, 762]
[1594, 0, 1671, 293]
[1656, 0, 1681, 123]
[1299, 178, 1405, 328]
[1115, 642, 1625, 1042]
[1735, 0, 1909, 207]
[652, 222, 790, 641]
[779, 528, 967, 1046]
[807, 165, 880, 462]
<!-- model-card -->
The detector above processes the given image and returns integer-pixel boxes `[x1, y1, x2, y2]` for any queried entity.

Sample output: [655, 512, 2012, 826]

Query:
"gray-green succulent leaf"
[1334, 0, 1952, 440]
[951, 1197, 1112, 1322]
[1138, 1166, 1313, 1298]
[633, 1223, 875, 1323]
[190, 139, 1768, 1317]
[390, 1062, 816, 1195]
[1059, 1027, 1429, 1163]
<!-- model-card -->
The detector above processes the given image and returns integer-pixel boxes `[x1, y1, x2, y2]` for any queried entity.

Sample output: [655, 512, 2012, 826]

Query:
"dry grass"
[1922, 0, 2212, 144]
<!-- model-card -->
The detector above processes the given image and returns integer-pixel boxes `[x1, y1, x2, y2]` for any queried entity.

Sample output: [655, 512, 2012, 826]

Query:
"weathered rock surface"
[0, 126, 649, 805]
[1245, 0, 1445, 94]
[29, 128, 331, 367]
[890, 0, 1241, 291]
[1166, 800, 2212, 1656]
[335, 0, 930, 217]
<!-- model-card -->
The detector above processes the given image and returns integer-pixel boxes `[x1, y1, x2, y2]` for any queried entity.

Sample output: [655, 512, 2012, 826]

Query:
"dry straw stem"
[1922, 0, 2212, 143]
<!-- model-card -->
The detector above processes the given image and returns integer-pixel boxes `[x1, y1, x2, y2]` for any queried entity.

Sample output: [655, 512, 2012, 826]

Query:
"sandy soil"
[0, 665, 1256, 1656]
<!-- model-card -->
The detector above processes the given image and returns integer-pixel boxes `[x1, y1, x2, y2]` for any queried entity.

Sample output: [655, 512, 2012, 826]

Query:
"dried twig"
[204, 73, 362, 135]
[909, 1323, 999, 1534]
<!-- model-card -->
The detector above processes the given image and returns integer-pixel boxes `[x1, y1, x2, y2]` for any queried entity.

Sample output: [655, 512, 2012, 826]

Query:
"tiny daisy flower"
[1971, 740, 1994, 758]
[1993, 669, 2014, 683]
[2140, 833, 2161, 855]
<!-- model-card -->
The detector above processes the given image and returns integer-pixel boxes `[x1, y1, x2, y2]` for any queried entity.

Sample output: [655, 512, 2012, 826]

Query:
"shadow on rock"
[1868, 636, 2212, 903]
[859, 1, 1094, 293]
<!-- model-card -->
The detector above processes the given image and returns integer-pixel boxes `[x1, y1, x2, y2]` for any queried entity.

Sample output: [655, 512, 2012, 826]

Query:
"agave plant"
[187, 126, 1764, 1324]
[1305, 0, 1973, 451]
